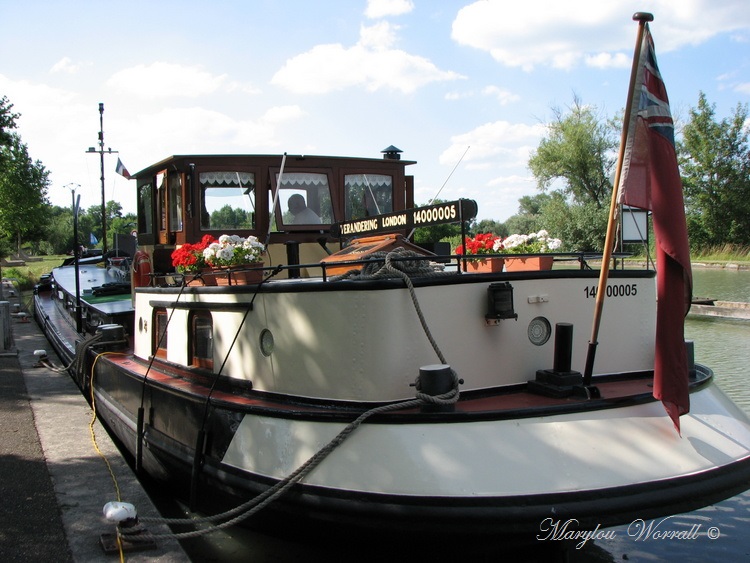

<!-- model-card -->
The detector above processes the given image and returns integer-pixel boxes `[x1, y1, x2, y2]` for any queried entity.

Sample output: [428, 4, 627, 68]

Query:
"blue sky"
[1, 0, 749, 221]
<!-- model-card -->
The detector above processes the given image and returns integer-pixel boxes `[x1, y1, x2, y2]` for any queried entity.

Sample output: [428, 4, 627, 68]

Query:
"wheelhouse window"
[190, 311, 213, 369]
[153, 308, 169, 359]
[273, 172, 333, 229]
[200, 171, 256, 231]
[137, 182, 153, 235]
[168, 172, 183, 232]
[344, 174, 393, 220]
[156, 172, 167, 231]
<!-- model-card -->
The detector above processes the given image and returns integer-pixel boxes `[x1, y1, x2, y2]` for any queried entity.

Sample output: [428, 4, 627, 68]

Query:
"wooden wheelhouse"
[132, 151, 415, 277]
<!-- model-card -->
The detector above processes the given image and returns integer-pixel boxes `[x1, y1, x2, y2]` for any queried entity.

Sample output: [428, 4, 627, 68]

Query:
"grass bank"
[1, 255, 69, 290]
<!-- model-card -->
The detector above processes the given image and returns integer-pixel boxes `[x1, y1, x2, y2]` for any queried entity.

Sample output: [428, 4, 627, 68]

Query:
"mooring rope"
[121, 249, 460, 542]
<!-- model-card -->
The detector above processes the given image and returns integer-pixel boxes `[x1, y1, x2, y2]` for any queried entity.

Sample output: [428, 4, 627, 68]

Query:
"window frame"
[153, 308, 169, 360]
[189, 311, 214, 370]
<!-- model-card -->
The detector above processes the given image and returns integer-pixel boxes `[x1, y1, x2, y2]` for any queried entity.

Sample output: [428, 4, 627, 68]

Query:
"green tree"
[517, 193, 552, 216]
[474, 219, 506, 237]
[503, 214, 541, 239]
[0, 96, 19, 262]
[500, 194, 552, 239]
[679, 92, 750, 247]
[528, 96, 618, 208]
[44, 206, 76, 254]
[541, 193, 608, 252]
[0, 96, 19, 150]
[0, 134, 51, 254]
[211, 205, 252, 230]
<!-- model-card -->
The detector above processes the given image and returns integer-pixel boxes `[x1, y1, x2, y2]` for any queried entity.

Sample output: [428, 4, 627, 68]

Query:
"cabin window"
[190, 311, 213, 369]
[199, 171, 256, 231]
[153, 308, 169, 359]
[137, 182, 153, 235]
[156, 171, 168, 234]
[274, 172, 333, 228]
[344, 174, 393, 220]
[168, 173, 183, 232]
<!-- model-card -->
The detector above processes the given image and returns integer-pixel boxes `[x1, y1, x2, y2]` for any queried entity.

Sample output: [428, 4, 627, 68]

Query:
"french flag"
[115, 158, 131, 179]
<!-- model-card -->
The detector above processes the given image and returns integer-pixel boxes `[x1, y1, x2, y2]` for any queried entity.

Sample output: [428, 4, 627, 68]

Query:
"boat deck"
[51, 263, 134, 316]
[97, 351, 691, 423]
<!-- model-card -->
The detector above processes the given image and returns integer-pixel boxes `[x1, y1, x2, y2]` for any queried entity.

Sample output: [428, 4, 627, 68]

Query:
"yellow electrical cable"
[89, 351, 127, 563]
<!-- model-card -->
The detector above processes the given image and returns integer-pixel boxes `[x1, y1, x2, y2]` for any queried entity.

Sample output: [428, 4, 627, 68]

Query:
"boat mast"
[85, 103, 118, 255]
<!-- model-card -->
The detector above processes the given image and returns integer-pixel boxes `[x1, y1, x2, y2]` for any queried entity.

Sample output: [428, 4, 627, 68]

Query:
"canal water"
[158, 267, 750, 562]
[574, 266, 750, 563]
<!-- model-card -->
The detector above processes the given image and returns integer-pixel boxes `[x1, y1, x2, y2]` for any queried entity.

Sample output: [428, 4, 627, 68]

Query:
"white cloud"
[260, 105, 306, 124]
[106, 62, 258, 99]
[271, 22, 463, 94]
[434, 120, 547, 220]
[451, 0, 750, 71]
[50, 57, 90, 74]
[585, 52, 631, 69]
[440, 120, 546, 168]
[481, 86, 520, 105]
[365, 0, 414, 19]
[360, 20, 399, 49]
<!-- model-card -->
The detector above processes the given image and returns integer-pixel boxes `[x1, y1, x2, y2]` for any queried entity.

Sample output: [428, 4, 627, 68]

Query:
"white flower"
[500, 231, 563, 253]
[217, 247, 234, 261]
[205, 234, 265, 267]
[503, 234, 528, 249]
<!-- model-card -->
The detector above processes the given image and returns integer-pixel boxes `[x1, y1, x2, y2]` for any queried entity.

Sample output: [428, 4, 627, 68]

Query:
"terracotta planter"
[464, 257, 504, 273]
[214, 263, 265, 285]
[185, 275, 204, 287]
[199, 268, 218, 286]
[504, 256, 554, 272]
[181, 270, 217, 286]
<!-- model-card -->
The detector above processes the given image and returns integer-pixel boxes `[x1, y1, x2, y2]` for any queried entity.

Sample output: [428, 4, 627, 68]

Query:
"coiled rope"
[121, 248, 460, 541]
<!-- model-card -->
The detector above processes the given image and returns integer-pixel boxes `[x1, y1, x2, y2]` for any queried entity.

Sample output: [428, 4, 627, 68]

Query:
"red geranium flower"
[455, 232, 501, 255]
[171, 235, 217, 273]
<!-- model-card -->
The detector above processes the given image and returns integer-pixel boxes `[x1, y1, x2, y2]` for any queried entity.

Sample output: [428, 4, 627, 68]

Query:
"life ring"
[132, 251, 152, 287]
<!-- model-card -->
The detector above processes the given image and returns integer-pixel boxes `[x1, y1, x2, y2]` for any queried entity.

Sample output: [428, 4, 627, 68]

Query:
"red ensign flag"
[618, 24, 693, 433]
[619, 24, 693, 432]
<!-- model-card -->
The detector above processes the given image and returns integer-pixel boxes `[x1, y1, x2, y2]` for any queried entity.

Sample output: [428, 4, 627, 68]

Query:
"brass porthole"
[259, 328, 274, 357]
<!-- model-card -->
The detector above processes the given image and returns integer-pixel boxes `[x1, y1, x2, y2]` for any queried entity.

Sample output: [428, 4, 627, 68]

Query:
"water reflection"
[585, 267, 750, 562]
[688, 268, 750, 413]
[691, 267, 750, 303]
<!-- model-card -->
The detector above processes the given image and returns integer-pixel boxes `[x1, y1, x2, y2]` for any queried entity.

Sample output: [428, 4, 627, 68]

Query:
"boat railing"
[318, 251, 639, 279]
[159, 251, 643, 287]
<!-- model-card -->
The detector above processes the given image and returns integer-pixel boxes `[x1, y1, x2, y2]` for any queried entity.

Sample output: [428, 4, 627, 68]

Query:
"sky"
[1, 0, 749, 222]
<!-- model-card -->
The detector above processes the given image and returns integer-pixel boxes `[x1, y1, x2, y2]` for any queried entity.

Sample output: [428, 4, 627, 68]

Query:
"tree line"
[2, 91, 749, 258]
[418, 92, 750, 255]
[1, 95, 136, 257]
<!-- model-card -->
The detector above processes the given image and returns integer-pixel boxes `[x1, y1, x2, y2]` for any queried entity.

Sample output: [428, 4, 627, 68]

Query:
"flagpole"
[583, 12, 653, 385]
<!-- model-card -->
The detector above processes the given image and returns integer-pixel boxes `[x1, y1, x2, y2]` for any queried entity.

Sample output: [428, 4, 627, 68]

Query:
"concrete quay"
[0, 288, 188, 562]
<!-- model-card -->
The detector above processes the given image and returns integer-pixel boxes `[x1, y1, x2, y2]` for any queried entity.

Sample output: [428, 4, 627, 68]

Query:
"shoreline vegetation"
[1, 250, 748, 292]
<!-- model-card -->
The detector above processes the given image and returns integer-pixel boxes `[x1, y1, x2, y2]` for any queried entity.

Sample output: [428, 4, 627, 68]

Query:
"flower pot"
[185, 274, 204, 287]
[504, 256, 554, 272]
[199, 268, 218, 286]
[214, 263, 265, 285]
[464, 257, 504, 273]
